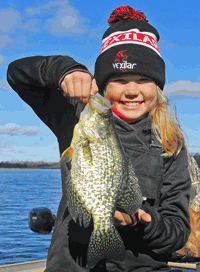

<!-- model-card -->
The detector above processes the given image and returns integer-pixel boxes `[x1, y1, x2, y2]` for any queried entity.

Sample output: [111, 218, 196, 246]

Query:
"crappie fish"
[60, 94, 143, 268]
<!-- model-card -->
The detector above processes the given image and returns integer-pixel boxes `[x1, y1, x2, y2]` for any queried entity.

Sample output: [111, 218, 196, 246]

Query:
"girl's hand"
[114, 208, 151, 227]
[61, 71, 98, 104]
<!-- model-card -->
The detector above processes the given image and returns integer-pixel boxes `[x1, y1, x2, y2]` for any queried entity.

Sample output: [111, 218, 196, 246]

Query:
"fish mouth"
[90, 94, 113, 112]
[80, 94, 113, 141]
[82, 94, 112, 125]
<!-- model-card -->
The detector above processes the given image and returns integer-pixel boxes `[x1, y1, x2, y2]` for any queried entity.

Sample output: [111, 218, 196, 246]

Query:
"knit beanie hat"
[94, 5, 165, 93]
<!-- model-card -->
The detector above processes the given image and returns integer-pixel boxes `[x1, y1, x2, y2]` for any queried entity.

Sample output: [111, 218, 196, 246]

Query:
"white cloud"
[189, 144, 200, 148]
[0, 9, 20, 32]
[23, 19, 41, 33]
[0, 8, 26, 51]
[0, 33, 27, 51]
[0, 35, 13, 51]
[0, 143, 60, 162]
[86, 62, 95, 74]
[0, 80, 11, 92]
[89, 24, 106, 40]
[159, 37, 178, 50]
[0, 123, 53, 137]
[164, 80, 200, 97]
[25, 1, 66, 16]
[33, 142, 41, 146]
[188, 144, 200, 154]
[0, 129, 59, 162]
[0, 123, 39, 136]
[45, 5, 88, 35]
[25, 0, 88, 35]
[0, 2, 89, 51]
[0, 55, 7, 67]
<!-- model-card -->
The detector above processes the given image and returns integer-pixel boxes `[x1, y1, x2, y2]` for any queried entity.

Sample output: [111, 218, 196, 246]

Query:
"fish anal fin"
[78, 204, 92, 228]
[118, 161, 143, 215]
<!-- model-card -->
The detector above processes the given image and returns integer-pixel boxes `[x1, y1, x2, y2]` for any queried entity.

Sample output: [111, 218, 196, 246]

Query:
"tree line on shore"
[0, 161, 60, 169]
[192, 153, 200, 168]
[0, 153, 200, 169]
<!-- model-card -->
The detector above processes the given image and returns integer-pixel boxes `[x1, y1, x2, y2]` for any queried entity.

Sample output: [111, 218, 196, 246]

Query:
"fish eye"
[103, 114, 110, 120]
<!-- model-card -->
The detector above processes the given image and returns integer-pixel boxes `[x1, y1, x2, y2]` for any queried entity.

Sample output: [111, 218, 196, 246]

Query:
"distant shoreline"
[0, 161, 60, 169]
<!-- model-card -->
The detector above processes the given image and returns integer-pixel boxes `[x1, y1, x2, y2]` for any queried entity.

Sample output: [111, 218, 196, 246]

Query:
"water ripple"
[0, 169, 62, 265]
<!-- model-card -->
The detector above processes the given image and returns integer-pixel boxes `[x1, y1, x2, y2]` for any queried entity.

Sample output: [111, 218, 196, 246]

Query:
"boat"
[168, 261, 199, 271]
[0, 260, 46, 272]
[0, 260, 199, 272]
[1, 208, 199, 271]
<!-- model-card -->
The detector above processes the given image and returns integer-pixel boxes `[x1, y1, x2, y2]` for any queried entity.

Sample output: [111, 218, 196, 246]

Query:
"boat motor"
[28, 207, 55, 234]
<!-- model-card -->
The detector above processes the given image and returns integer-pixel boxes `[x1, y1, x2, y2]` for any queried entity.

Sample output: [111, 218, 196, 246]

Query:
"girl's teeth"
[125, 103, 140, 107]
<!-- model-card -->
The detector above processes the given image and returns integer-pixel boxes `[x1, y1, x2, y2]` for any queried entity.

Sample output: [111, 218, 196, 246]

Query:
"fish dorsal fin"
[60, 146, 73, 162]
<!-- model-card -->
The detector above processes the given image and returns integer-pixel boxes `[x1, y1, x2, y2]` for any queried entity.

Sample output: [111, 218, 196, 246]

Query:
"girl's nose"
[124, 82, 140, 96]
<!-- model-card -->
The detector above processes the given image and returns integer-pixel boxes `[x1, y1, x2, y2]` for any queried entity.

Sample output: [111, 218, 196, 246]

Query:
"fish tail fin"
[87, 224, 125, 269]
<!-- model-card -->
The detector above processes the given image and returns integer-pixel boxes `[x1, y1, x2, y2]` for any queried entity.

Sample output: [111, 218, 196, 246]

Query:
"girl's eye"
[137, 77, 151, 83]
[113, 79, 127, 84]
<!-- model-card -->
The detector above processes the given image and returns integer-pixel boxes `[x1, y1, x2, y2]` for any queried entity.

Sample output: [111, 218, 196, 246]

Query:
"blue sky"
[0, 0, 200, 162]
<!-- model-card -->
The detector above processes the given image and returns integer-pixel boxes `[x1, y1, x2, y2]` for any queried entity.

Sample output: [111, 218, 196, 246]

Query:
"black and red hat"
[94, 5, 165, 93]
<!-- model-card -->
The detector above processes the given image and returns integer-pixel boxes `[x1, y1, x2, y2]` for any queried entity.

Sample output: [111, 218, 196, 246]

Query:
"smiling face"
[103, 74, 158, 123]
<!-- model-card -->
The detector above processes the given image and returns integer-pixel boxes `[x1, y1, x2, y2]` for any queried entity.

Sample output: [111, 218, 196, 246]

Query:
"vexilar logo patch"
[112, 50, 137, 72]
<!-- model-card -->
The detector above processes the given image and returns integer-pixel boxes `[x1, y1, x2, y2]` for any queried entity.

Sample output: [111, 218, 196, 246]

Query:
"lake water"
[0, 169, 62, 266]
[0, 169, 197, 271]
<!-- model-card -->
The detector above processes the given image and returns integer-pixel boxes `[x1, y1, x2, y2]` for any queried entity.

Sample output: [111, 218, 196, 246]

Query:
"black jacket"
[7, 56, 191, 272]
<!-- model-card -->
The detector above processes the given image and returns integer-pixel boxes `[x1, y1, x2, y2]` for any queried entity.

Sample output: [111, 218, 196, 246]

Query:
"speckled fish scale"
[60, 94, 143, 268]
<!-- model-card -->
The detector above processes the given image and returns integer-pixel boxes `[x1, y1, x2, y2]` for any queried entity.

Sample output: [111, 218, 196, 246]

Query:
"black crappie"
[60, 94, 143, 268]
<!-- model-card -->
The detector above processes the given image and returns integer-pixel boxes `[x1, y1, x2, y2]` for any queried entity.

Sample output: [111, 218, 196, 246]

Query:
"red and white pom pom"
[108, 5, 148, 26]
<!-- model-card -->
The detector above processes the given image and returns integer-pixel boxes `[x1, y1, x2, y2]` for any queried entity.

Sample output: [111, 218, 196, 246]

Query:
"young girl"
[7, 5, 191, 272]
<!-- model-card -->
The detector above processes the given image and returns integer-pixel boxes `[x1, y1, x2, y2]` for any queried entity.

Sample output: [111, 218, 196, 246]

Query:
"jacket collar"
[113, 113, 152, 133]
[113, 113, 163, 151]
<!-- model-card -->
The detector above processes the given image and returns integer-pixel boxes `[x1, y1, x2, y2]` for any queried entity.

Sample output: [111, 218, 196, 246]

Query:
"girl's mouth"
[120, 101, 143, 109]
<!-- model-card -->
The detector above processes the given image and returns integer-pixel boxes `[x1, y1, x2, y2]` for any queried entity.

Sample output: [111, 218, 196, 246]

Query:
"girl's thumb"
[91, 79, 99, 95]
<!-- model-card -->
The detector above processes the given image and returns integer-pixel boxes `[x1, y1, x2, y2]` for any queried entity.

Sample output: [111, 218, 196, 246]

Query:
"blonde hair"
[150, 86, 184, 157]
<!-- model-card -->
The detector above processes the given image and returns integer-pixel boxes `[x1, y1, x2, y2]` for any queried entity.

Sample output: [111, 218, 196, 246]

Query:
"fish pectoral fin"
[82, 142, 93, 167]
[60, 146, 73, 162]
[87, 225, 125, 269]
